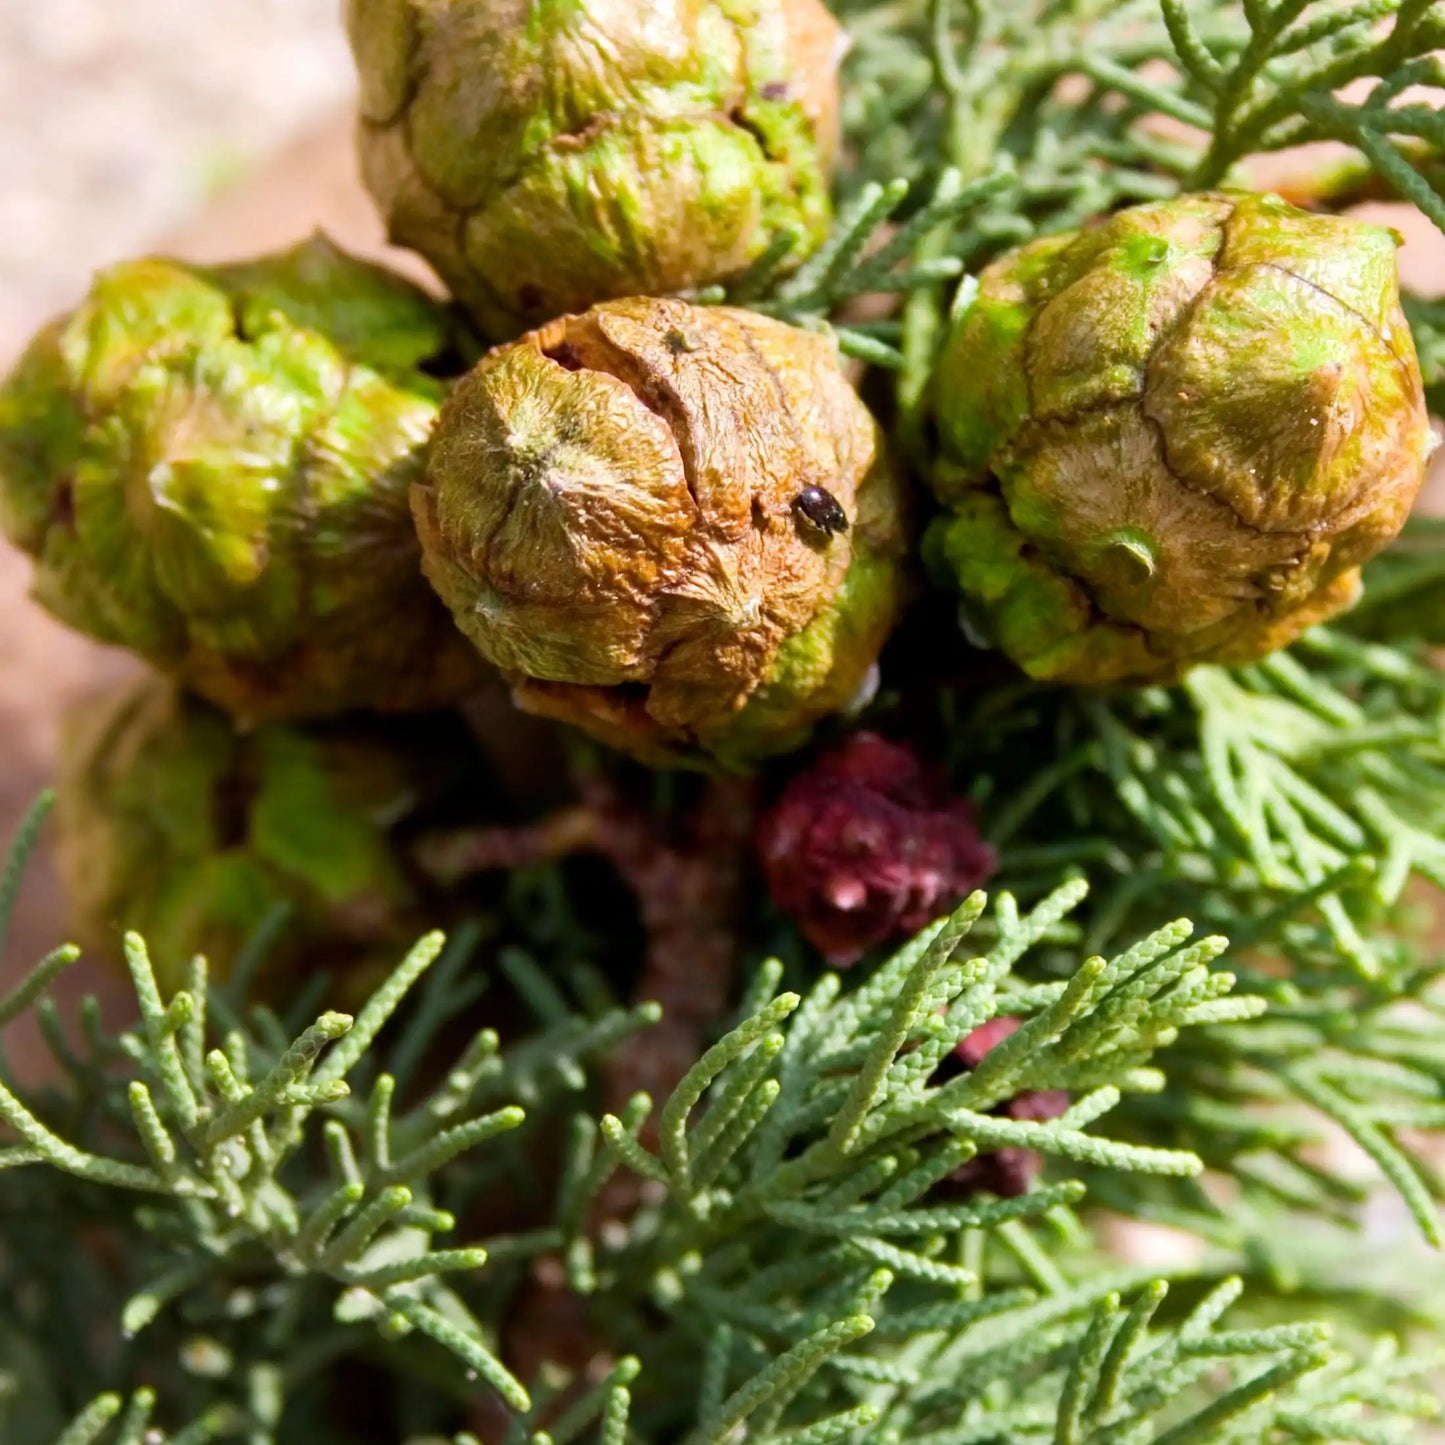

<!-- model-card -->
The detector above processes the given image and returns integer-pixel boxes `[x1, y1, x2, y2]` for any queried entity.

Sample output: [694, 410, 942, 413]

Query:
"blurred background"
[1, 1, 352, 353]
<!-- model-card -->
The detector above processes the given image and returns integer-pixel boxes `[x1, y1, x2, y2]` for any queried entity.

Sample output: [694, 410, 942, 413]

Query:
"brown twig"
[417, 772, 756, 1119]
[414, 805, 600, 881]
[419, 766, 758, 1402]
[574, 772, 757, 1130]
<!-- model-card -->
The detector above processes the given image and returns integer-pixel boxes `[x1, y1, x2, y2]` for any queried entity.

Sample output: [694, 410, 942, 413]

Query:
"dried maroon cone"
[755, 731, 996, 965]
[938, 1017, 1070, 1199]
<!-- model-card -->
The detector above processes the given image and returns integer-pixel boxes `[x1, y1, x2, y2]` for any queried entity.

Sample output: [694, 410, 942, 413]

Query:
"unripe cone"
[413, 297, 907, 767]
[926, 192, 1434, 685]
[0, 237, 484, 723]
[347, 0, 842, 337]
[53, 679, 490, 994]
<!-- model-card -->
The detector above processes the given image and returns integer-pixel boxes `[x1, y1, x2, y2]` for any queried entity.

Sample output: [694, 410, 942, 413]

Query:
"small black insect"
[792, 485, 849, 537]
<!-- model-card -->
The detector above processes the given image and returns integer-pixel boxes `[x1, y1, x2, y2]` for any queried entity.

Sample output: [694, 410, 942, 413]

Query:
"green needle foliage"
[965, 628, 1445, 972]
[747, 0, 1443, 404]
[3, 802, 1442, 1443]
[1403, 296, 1445, 416]
[940, 623, 1445, 1245]
[0, 808, 656, 1439]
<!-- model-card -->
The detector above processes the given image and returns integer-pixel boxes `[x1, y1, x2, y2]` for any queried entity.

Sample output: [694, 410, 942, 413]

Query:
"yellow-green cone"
[413, 296, 907, 767]
[347, 0, 842, 337]
[53, 678, 486, 994]
[0, 237, 486, 722]
[926, 191, 1435, 685]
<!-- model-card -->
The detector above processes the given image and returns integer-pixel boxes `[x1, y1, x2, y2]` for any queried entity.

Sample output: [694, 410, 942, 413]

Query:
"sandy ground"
[0, 1, 353, 354]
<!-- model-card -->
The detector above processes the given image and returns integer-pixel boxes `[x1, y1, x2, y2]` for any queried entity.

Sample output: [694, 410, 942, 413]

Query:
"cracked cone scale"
[413, 296, 907, 767]
[926, 191, 1435, 686]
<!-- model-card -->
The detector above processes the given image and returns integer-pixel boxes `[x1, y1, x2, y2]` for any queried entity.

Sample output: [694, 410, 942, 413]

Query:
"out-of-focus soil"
[0, 2, 354, 352]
